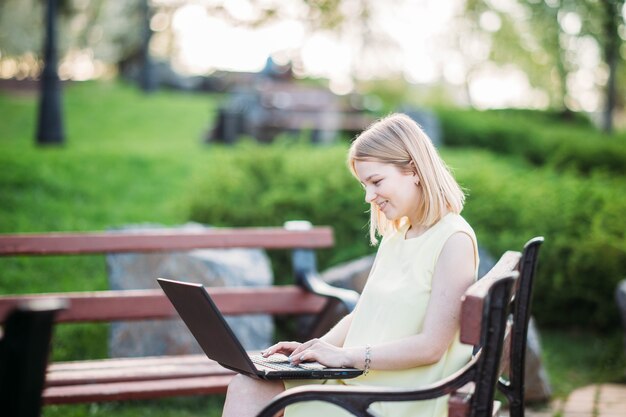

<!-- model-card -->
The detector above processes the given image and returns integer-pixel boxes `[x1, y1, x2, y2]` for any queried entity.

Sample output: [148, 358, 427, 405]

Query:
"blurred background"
[1, 0, 625, 416]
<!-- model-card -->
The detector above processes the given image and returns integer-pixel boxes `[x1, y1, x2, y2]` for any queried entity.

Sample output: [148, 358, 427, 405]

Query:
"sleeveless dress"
[283, 213, 479, 417]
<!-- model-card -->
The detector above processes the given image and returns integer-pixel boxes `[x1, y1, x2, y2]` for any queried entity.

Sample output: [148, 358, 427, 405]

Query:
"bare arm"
[288, 232, 476, 370]
[263, 250, 380, 358]
[320, 312, 354, 346]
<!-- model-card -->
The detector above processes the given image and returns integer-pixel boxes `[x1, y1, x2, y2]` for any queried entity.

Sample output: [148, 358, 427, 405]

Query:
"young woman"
[222, 113, 479, 417]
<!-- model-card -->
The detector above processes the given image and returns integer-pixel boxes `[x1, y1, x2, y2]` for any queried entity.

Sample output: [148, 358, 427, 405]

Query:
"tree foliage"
[0, 0, 392, 82]
[0, 0, 145, 78]
[463, 0, 625, 130]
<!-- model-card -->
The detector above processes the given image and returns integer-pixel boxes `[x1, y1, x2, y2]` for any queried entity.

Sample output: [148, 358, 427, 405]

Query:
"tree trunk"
[603, 44, 618, 134]
[600, 0, 622, 134]
[36, 0, 65, 145]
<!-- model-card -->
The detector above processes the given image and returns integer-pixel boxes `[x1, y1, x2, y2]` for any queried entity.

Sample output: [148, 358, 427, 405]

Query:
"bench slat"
[47, 356, 230, 386]
[0, 227, 334, 256]
[0, 286, 328, 322]
[43, 375, 234, 404]
[49, 354, 210, 372]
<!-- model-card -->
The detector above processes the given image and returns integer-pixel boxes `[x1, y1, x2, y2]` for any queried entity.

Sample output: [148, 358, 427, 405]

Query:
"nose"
[364, 186, 377, 203]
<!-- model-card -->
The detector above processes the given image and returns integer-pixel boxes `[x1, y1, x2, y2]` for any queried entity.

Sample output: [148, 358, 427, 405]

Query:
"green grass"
[45, 396, 225, 417]
[541, 330, 626, 399]
[0, 81, 217, 233]
[0, 81, 217, 295]
[1, 81, 624, 415]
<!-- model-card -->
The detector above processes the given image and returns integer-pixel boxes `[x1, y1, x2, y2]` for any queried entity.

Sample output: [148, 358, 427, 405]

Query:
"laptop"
[157, 278, 363, 380]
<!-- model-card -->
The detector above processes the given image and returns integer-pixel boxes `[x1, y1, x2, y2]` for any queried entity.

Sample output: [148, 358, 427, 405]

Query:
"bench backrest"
[0, 227, 334, 256]
[458, 269, 519, 417]
[0, 286, 329, 324]
[497, 237, 544, 417]
[459, 236, 544, 417]
[0, 226, 338, 332]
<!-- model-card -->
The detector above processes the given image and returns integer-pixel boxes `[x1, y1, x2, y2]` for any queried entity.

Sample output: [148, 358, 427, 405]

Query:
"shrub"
[448, 150, 626, 329]
[187, 140, 375, 280]
[189, 143, 626, 330]
[437, 108, 626, 176]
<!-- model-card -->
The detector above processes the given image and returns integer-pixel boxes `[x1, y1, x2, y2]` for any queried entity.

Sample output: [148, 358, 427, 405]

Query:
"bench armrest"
[297, 270, 359, 312]
[256, 357, 479, 417]
[285, 221, 359, 312]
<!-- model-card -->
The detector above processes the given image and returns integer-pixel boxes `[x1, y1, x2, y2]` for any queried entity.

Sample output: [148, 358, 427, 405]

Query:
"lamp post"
[36, 0, 65, 145]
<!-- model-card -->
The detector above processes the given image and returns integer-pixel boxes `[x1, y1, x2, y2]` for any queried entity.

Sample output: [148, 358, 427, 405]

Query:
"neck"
[405, 211, 450, 239]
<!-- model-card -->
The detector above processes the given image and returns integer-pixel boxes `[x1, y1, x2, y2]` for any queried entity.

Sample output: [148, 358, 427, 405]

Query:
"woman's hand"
[287, 338, 361, 369]
[261, 341, 302, 358]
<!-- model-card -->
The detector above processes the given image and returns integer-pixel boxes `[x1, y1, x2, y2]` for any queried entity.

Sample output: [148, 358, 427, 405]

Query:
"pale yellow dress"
[284, 213, 479, 417]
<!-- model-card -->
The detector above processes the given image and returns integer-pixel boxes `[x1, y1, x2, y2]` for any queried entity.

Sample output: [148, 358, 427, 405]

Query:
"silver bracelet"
[363, 345, 371, 376]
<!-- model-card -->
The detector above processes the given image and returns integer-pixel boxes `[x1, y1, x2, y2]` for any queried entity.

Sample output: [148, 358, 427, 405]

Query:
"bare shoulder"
[441, 231, 475, 256]
[434, 231, 476, 284]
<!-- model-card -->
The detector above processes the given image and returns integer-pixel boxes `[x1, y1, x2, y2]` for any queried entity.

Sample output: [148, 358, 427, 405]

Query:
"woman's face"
[354, 160, 420, 222]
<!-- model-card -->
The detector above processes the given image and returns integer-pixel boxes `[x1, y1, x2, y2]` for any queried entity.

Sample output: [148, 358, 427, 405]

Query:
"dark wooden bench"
[257, 237, 544, 417]
[210, 81, 375, 144]
[0, 225, 359, 405]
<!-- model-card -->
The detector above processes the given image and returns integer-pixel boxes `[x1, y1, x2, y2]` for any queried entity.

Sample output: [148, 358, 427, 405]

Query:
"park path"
[521, 384, 626, 417]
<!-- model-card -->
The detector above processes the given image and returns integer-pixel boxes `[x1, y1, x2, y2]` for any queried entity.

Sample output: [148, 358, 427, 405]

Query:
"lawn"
[1, 80, 624, 416]
[1, 81, 229, 416]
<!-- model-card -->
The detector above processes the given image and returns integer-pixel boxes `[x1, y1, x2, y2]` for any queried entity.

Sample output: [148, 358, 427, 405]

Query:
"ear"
[409, 162, 419, 185]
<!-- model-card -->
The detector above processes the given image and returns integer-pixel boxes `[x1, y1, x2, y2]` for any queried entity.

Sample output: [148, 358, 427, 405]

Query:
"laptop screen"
[157, 278, 258, 374]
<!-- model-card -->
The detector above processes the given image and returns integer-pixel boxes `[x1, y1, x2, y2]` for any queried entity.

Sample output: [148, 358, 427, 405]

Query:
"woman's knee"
[227, 374, 283, 397]
[226, 374, 253, 395]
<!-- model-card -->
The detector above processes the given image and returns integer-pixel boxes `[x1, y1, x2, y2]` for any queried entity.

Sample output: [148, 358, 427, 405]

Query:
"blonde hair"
[348, 113, 465, 245]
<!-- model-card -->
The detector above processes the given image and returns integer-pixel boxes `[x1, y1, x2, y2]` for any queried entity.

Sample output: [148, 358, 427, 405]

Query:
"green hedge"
[188, 141, 373, 279]
[447, 150, 626, 329]
[437, 108, 626, 176]
[189, 142, 626, 330]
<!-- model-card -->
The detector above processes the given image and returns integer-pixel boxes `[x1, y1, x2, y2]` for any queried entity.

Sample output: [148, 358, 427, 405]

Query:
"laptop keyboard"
[249, 354, 325, 371]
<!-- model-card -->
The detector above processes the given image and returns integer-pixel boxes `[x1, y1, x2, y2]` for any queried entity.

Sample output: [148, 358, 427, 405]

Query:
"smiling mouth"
[377, 200, 388, 211]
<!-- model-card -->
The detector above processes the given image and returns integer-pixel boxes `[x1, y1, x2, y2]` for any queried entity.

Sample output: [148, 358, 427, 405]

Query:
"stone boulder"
[321, 254, 375, 294]
[477, 246, 497, 279]
[525, 317, 553, 402]
[106, 223, 273, 358]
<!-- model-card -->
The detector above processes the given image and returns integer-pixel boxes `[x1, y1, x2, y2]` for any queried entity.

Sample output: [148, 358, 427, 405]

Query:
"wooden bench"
[0, 225, 359, 405]
[210, 81, 375, 144]
[257, 237, 544, 417]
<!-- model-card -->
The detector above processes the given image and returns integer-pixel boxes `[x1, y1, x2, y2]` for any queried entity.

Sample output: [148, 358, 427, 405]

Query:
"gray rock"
[321, 254, 375, 294]
[477, 246, 497, 279]
[525, 318, 553, 402]
[106, 223, 273, 358]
